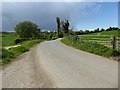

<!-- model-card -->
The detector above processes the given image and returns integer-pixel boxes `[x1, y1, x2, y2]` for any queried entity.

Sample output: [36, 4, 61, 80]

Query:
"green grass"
[1, 32, 44, 65]
[1, 48, 14, 64]
[82, 30, 120, 37]
[9, 46, 28, 56]
[1, 39, 43, 65]
[1, 46, 28, 65]
[2, 33, 17, 46]
[79, 30, 120, 49]
[21, 39, 43, 49]
[61, 37, 120, 58]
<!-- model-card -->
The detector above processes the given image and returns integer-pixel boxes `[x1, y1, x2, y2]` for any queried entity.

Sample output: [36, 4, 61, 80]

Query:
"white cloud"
[2, 2, 102, 31]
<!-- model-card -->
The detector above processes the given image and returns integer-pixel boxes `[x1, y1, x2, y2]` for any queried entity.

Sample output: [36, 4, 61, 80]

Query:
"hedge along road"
[2, 38, 118, 88]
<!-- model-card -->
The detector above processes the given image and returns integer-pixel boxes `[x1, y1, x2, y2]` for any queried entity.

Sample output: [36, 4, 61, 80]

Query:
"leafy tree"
[106, 27, 112, 31]
[61, 19, 70, 36]
[100, 28, 105, 32]
[94, 28, 99, 32]
[84, 30, 90, 34]
[56, 17, 61, 38]
[15, 21, 40, 39]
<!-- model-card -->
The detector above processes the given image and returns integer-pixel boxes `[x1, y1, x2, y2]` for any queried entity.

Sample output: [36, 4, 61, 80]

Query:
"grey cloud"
[2, 2, 101, 31]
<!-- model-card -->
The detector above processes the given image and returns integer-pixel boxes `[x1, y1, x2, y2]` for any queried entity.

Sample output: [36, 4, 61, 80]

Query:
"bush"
[15, 21, 40, 39]
[58, 31, 64, 38]
[2, 48, 14, 64]
[15, 38, 30, 44]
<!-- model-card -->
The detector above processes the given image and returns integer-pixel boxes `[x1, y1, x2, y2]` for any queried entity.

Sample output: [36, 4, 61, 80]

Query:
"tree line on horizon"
[1, 19, 120, 39]
[74, 27, 120, 35]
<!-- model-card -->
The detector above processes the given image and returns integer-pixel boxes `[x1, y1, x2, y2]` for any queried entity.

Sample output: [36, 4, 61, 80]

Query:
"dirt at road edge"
[2, 43, 54, 88]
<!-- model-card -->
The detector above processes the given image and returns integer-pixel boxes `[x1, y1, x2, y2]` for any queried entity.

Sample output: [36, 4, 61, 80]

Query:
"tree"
[15, 21, 40, 39]
[106, 27, 112, 31]
[100, 28, 105, 32]
[84, 30, 90, 34]
[56, 17, 61, 38]
[94, 28, 99, 33]
[61, 19, 70, 36]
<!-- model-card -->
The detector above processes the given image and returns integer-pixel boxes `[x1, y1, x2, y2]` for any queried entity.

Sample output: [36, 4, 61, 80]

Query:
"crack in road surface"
[2, 38, 118, 88]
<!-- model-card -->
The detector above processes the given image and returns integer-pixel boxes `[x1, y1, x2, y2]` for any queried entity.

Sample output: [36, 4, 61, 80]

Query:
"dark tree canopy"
[61, 19, 70, 35]
[15, 21, 40, 39]
[56, 17, 60, 37]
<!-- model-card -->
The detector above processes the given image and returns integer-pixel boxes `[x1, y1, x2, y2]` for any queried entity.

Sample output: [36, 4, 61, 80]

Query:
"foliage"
[15, 21, 40, 39]
[56, 17, 61, 38]
[75, 27, 120, 36]
[61, 19, 70, 35]
[61, 37, 120, 57]
[21, 40, 43, 49]
[2, 48, 14, 64]
[2, 39, 43, 65]
[15, 38, 30, 44]
[9, 46, 28, 56]
[40, 32, 58, 40]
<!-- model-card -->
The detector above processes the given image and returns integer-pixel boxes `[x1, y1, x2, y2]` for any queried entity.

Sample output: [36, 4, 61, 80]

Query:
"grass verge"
[61, 37, 120, 58]
[1, 39, 43, 65]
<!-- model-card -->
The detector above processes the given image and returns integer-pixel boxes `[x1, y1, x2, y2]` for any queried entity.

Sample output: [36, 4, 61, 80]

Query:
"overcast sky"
[2, 2, 118, 32]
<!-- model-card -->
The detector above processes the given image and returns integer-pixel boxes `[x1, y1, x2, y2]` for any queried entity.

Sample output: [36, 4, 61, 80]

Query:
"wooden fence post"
[111, 36, 116, 49]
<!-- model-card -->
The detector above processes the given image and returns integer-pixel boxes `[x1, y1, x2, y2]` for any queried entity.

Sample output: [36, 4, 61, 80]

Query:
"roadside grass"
[9, 46, 28, 56]
[79, 30, 120, 50]
[1, 48, 14, 64]
[1, 39, 43, 65]
[1, 32, 55, 65]
[21, 39, 43, 49]
[61, 37, 120, 58]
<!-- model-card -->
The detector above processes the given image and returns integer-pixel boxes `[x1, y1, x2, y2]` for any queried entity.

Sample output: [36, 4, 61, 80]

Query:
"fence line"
[80, 35, 120, 51]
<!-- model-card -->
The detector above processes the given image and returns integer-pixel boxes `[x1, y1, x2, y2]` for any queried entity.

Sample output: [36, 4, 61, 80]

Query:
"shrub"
[15, 21, 40, 39]
[15, 38, 30, 44]
[2, 48, 14, 64]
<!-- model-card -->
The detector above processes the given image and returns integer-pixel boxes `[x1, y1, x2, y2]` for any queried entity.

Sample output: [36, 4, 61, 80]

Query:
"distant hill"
[82, 30, 120, 37]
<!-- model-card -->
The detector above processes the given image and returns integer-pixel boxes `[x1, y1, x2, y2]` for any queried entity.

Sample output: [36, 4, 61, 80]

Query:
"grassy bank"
[1, 39, 43, 65]
[61, 37, 120, 58]
[79, 30, 120, 50]
[1, 32, 57, 65]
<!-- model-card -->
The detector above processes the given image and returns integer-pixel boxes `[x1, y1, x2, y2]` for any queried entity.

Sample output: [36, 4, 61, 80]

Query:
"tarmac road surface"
[2, 38, 118, 88]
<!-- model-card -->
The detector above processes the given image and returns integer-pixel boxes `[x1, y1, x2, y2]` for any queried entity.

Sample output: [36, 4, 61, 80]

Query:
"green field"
[79, 30, 120, 49]
[1, 33, 17, 47]
[61, 30, 120, 59]
[61, 37, 120, 58]
[1, 39, 43, 65]
[0, 32, 44, 65]
[82, 30, 120, 37]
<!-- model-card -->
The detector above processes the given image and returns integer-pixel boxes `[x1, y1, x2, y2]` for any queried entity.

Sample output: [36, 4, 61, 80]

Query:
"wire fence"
[79, 35, 120, 51]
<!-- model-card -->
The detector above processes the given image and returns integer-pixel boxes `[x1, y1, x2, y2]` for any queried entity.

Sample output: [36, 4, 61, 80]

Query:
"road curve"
[2, 38, 118, 88]
[34, 38, 118, 88]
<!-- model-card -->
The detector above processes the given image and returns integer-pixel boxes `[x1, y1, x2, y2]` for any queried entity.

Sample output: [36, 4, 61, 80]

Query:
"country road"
[2, 38, 118, 88]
